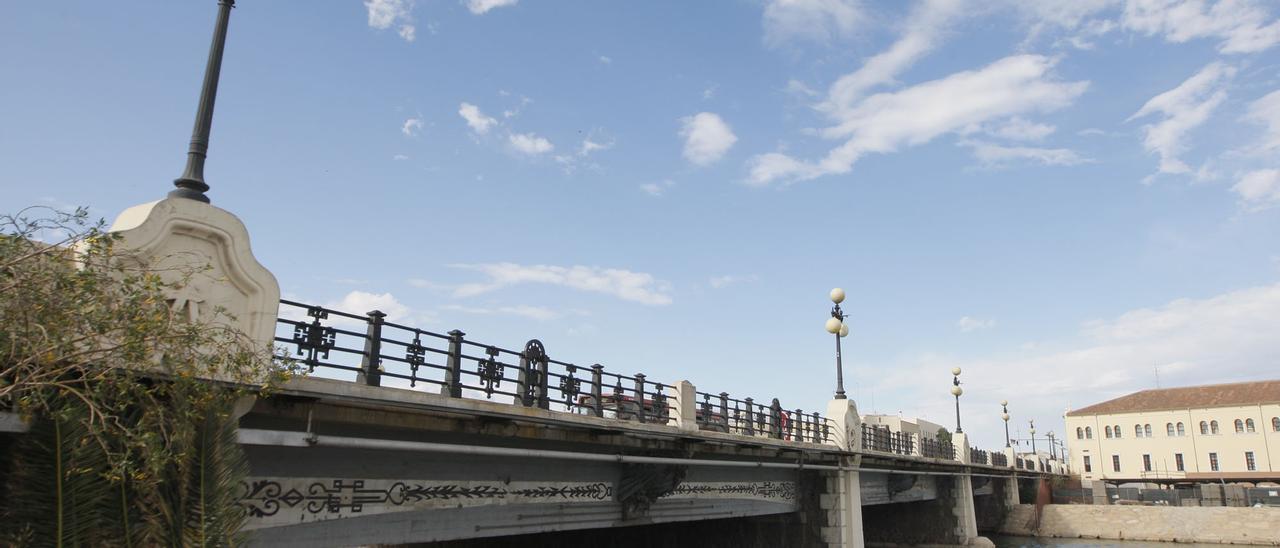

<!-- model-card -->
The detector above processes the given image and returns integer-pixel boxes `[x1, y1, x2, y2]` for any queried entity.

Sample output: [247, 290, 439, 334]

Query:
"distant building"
[862, 414, 947, 440]
[1065, 380, 1280, 483]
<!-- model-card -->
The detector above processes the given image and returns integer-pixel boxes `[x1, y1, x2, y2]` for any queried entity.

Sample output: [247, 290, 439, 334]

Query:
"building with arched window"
[1065, 379, 1280, 484]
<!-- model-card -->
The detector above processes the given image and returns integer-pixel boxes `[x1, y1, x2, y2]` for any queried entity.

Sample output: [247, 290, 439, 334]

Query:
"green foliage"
[936, 427, 953, 444]
[0, 207, 293, 546]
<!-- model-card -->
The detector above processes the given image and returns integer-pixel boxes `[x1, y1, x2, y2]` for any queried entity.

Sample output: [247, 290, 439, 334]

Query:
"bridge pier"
[821, 398, 866, 548]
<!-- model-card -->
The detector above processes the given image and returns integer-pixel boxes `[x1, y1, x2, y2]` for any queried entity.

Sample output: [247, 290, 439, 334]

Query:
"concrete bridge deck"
[234, 375, 1064, 547]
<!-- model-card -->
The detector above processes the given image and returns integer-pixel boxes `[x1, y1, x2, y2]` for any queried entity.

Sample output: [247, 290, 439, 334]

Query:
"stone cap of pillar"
[953, 432, 971, 464]
[109, 198, 280, 351]
[668, 380, 698, 432]
[825, 398, 860, 451]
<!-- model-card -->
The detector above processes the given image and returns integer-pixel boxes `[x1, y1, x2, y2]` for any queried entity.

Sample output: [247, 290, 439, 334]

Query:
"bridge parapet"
[276, 299, 839, 448]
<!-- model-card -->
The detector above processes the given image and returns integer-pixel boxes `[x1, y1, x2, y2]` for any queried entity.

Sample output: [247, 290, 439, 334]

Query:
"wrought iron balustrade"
[969, 448, 989, 465]
[1015, 457, 1026, 469]
[275, 299, 830, 444]
[991, 452, 1008, 467]
[859, 424, 914, 455]
[919, 437, 955, 460]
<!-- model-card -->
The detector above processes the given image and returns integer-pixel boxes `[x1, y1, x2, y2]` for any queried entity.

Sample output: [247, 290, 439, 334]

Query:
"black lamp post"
[1029, 420, 1037, 455]
[172, 0, 236, 203]
[824, 288, 850, 400]
[949, 367, 963, 433]
[1001, 400, 1011, 447]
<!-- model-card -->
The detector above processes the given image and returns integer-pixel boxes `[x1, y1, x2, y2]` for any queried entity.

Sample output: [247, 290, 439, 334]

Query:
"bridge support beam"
[952, 432, 990, 547]
[820, 398, 865, 548]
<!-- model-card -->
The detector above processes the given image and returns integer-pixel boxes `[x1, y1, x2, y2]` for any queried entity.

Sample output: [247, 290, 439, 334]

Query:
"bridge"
[217, 297, 1067, 547]
[30, 5, 1070, 545]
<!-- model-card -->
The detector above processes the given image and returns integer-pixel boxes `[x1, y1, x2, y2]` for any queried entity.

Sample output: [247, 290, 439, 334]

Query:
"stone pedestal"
[667, 380, 697, 432]
[108, 198, 280, 367]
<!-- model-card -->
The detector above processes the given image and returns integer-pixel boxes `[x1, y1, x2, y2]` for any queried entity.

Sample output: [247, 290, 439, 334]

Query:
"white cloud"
[709, 274, 759, 289]
[749, 55, 1089, 185]
[392, 154, 410, 160]
[449, 263, 673, 305]
[679, 112, 737, 166]
[598, 55, 612, 64]
[957, 316, 996, 332]
[876, 281, 1280, 449]
[509, 132, 554, 155]
[440, 303, 561, 321]
[962, 140, 1089, 167]
[401, 117, 423, 137]
[988, 117, 1057, 141]
[1122, 0, 1280, 54]
[364, 0, 416, 42]
[320, 290, 413, 326]
[1231, 169, 1280, 210]
[819, 0, 965, 110]
[1127, 61, 1235, 179]
[763, 0, 863, 47]
[465, 0, 518, 15]
[1244, 89, 1280, 154]
[398, 24, 416, 42]
[640, 180, 676, 197]
[458, 103, 498, 135]
[579, 138, 612, 156]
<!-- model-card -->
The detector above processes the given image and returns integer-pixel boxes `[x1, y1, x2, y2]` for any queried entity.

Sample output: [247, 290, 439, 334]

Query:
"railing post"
[357, 310, 386, 387]
[813, 412, 823, 443]
[590, 364, 604, 418]
[795, 409, 804, 442]
[634, 373, 647, 424]
[442, 329, 464, 397]
[718, 392, 729, 424]
[743, 398, 754, 436]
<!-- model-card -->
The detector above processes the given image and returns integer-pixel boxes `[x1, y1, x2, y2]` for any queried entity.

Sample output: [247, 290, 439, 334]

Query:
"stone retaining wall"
[1000, 504, 1280, 546]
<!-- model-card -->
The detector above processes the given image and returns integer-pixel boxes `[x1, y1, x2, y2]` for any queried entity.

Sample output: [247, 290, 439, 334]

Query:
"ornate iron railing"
[859, 424, 914, 455]
[919, 437, 955, 460]
[969, 447, 989, 465]
[1015, 457, 1026, 469]
[276, 300, 831, 444]
[991, 452, 1008, 467]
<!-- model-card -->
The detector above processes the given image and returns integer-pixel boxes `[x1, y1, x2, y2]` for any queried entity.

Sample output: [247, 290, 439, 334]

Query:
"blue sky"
[3, 0, 1280, 451]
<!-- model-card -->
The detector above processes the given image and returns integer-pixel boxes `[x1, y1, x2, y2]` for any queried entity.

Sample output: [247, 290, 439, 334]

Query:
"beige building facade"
[1065, 380, 1280, 483]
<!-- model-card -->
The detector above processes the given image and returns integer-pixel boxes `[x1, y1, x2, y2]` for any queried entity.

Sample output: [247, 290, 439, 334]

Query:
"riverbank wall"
[999, 504, 1280, 545]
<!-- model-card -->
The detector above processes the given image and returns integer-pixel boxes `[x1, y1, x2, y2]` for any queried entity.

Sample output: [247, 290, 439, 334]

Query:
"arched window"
[1114, 424, 1121, 438]
[1135, 424, 1143, 437]
[1246, 419, 1255, 432]
[1177, 422, 1185, 436]
[1234, 419, 1244, 433]
[1273, 417, 1279, 432]
[1211, 420, 1219, 434]
[1105, 425, 1113, 438]
[1085, 426, 1093, 439]
[1144, 424, 1152, 437]
[1166, 423, 1174, 436]
[1076, 427, 1083, 439]
[1200, 421, 1209, 435]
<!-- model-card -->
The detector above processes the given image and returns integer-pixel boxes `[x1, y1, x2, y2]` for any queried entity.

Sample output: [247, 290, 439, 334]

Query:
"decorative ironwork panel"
[476, 346, 503, 397]
[405, 333, 426, 387]
[291, 306, 336, 372]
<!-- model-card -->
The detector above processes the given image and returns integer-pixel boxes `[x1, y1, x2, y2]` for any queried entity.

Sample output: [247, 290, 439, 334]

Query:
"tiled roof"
[1066, 380, 1280, 417]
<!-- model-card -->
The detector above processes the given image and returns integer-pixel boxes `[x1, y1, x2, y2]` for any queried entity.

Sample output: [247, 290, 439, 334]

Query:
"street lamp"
[950, 367, 963, 433]
[1029, 420, 1037, 455]
[1047, 431, 1057, 460]
[825, 288, 850, 400]
[1001, 400, 1011, 447]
